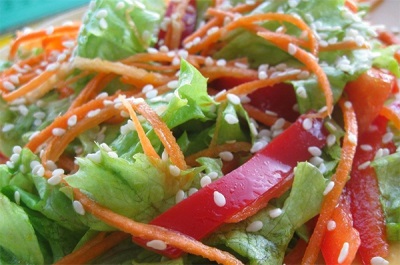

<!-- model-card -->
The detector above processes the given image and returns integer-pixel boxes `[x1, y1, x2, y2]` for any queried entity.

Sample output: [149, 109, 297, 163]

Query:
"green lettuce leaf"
[372, 153, 400, 241]
[208, 162, 326, 264]
[0, 193, 44, 265]
[76, 0, 166, 61]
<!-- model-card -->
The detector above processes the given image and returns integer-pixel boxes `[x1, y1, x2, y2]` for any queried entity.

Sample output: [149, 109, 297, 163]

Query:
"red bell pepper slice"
[134, 115, 327, 258]
[346, 116, 392, 264]
[321, 190, 361, 265]
[344, 68, 396, 134]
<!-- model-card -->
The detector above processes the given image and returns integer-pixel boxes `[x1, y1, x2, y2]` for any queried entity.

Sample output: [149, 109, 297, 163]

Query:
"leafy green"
[76, 0, 166, 61]
[208, 162, 326, 264]
[0, 193, 44, 265]
[372, 153, 400, 241]
[373, 45, 400, 77]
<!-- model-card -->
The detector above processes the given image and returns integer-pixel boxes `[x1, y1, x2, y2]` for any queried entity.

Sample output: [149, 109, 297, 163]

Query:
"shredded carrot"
[345, 0, 358, 13]
[378, 30, 400, 45]
[54, 232, 129, 265]
[319, 40, 370, 52]
[164, 0, 190, 49]
[133, 100, 187, 170]
[200, 66, 258, 82]
[72, 189, 243, 265]
[183, 17, 222, 46]
[258, 32, 333, 117]
[380, 105, 400, 130]
[243, 104, 292, 128]
[9, 24, 80, 59]
[185, 142, 251, 166]
[119, 96, 160, 160]
[301, 99, 358, 265]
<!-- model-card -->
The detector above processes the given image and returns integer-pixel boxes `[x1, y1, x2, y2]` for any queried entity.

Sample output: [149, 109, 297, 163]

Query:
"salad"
[0, 0, 399, 264]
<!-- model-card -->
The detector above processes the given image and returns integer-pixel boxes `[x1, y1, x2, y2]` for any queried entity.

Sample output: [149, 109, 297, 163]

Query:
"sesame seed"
[3, 81, 15, 91]
[205, 56, 214, 66]
[288, 0, 300, 8]
[272, 118, 286, 131]
[52, 128, 66, 136]
[73, 200, 85, 215]
[57, 53, 67, 62]
[297, 70, 310, 79]
[18, 105, 29, 116]
[145, 89, 158, 99]
[208, 171, 219, 179]
[219, 151, 234, 161]
[46, 160, 57, 171]
[33, 111, 46, 119]
[96, 9, 108, 19]
[167, 80, 179, 89]
[327, 134, 336, 147]
[108, 151, 118, 158]
[2, 123, 15, 132]
[249, 122, 258, 136]
[200, 175, 212, 187]
[348, 133, 357, 145]
[296, 86, 307, 98]
[265, 110, 278, 117]
[216, 59, 227, 67]
[68, 115, 78, 127]
[370, 256, 389, 265]
[224, 114, 239, 125]
[142, 84, 154, 93]
[308, 146, 322, 157]
[323, 181, 335, 195]
[338, 242, 349, 264]
[360, 144, 373, 151]
[12, 145, 22, 154]
[213, 191, 226, 207]
[288, 43, 297, 55]
[207, 26, 219, 36]
[45, 26, 54, 35]
[47, 174, 62, 185]
[302, 118, 313, 130]
[87, 151, 102, 163]
[251, 140, 268, 153]
[62, 41, 75, 49]
[227, 93, 241, 105]
[10, 153, 20, 163]
[99, 18, 108, 30]
[310, 156, 324, 166]
[159, 45, 169, 52]
[169, 165, 181, 177]
[175, 189, 186, 204]
[269, 208, 283, 218]
[246, 220, 263, 232]
[32, 164, 45, 177]
[358, 161, 371, 170]
[87, 109, 101, 118]
[327, 220, 336, 231]
[45, 62, 59, 72]
[188, 188, 198, 196]
[9, 74, 20, 85]
[146, 240, 167, 250]
[116, 1, 125, 9]
[172, 57, 180, 66]
[258, 70, 268, 80]
[382, 132, 393, 144]
[234, 62, 248, 69]
[177, 49, 188, 59]
[14, 191, 21, 205]
[344, 101, 352, 109]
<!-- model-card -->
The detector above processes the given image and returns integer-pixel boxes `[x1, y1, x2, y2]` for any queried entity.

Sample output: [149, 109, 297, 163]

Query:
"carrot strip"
[380, 105, 400, 130]
[119, 96, 160, 160]
[133, 100, 187, 170]
[258, 32, 333, 117]
[73, 57, 171, 86]
[73, 189, 243, 265]
[185, 142, 252, 166]
[243, 104, 292, 128]
[200, 66, 258, 82]
[301, 99, 358, 265]
[183, 17, 222, 45]
[9, 24, 80, 59]
[54, 232, 129, 265]
[345, 0, 358, 13]
[319, 40, 370, 52]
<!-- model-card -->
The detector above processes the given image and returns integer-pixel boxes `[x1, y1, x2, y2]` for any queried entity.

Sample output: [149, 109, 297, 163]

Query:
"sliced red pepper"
[134, 115, 327, 258]
[157, 0, 197, 49]
[346, 116, 391, 264]
[321, 190, 361, 265]
[345, 68, 396, 134]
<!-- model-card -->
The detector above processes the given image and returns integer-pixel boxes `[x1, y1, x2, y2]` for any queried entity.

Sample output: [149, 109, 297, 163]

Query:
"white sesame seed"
[45, 26, 54, 35]
[32, 164, 45, 177]
[3, 81, 15, 91]
[258, 70, 268, 80]
[358, 161, 371, 170]
[62, 41, 75, 49]
[297, 70, 310, 79]
[145, 89, 158, 99]
[87, 151, 102, 163]
[73, 200, 85, 215]
[308, 146, 322, 157]
[296, 86, 307, 98]
[219, 151, 234, 161]
[166, 51, 176, 57]
[216, 59, 227, 67]
[45, 62, 59, 72]
[146, 240, 167, 250]
[227, 93, 241, 105]
[338, 242, 349, 264]
[207, 26, 219, 36]
[327, 220, 336, 231]
[323, 181, 335, 195]
[87, 109, 101, 118]
[204, 57, 214, 66]
[116, 1, 125, 9]
[169, 165, 181, 177]
[6, 161, 14, 169]
[327, 134, 336, 147]
[234, 62, 248, 69]
[382, 132, 393, 144]
[240, 95, 251, 104]
[269, 208, 283, 218]
[108, 151, 118, 158]
[47, 174, 62, 185]
[200, 175, 212, 187]
[99, 18, 108, 30]
[52, 168, 64, 177]
[288, 43, 297, 55]
[208, 171, 219, 179]
[142, 84, 154, 93]
[30, 161, 40, 170]
[265, 110, 278, 117]
[310, 156, 324, 166]
[172, 56, 180, 66]
[46, 160, 57, 171]
[288, 0, 300, 8]
[344, 101, 352, 109]
[146, 47, 158, 54]
[12, 145, 22, 154]
[213, 191, 226, 207]
[188, 187, 198, 196]
[167, 80, 179, 89]
[96, 9, 108, 19]
[18, 105, 29, 116]
[249, 122, 258, 136]
[224, 114, 239, 125]
[177, 49, 188, 59]
[33, 111, 46, 120]
[370, 256, 389, 265]
[360, 144, 373, 151]
[10, 153, 20, 163]
[175, 189, 186, 204]
[251, 140, 268, 153]
[302, 118, 313, 130]
[2, 123, 15, 132]
[272, 118, 286, 131]
[9, 75, 20, 85]
[159, 45, 169, 52]
[246, 220, 263, 232]
[52, 128, 66, 136]
[67, 115, 78, 127]
[348, 133, 357, 145]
